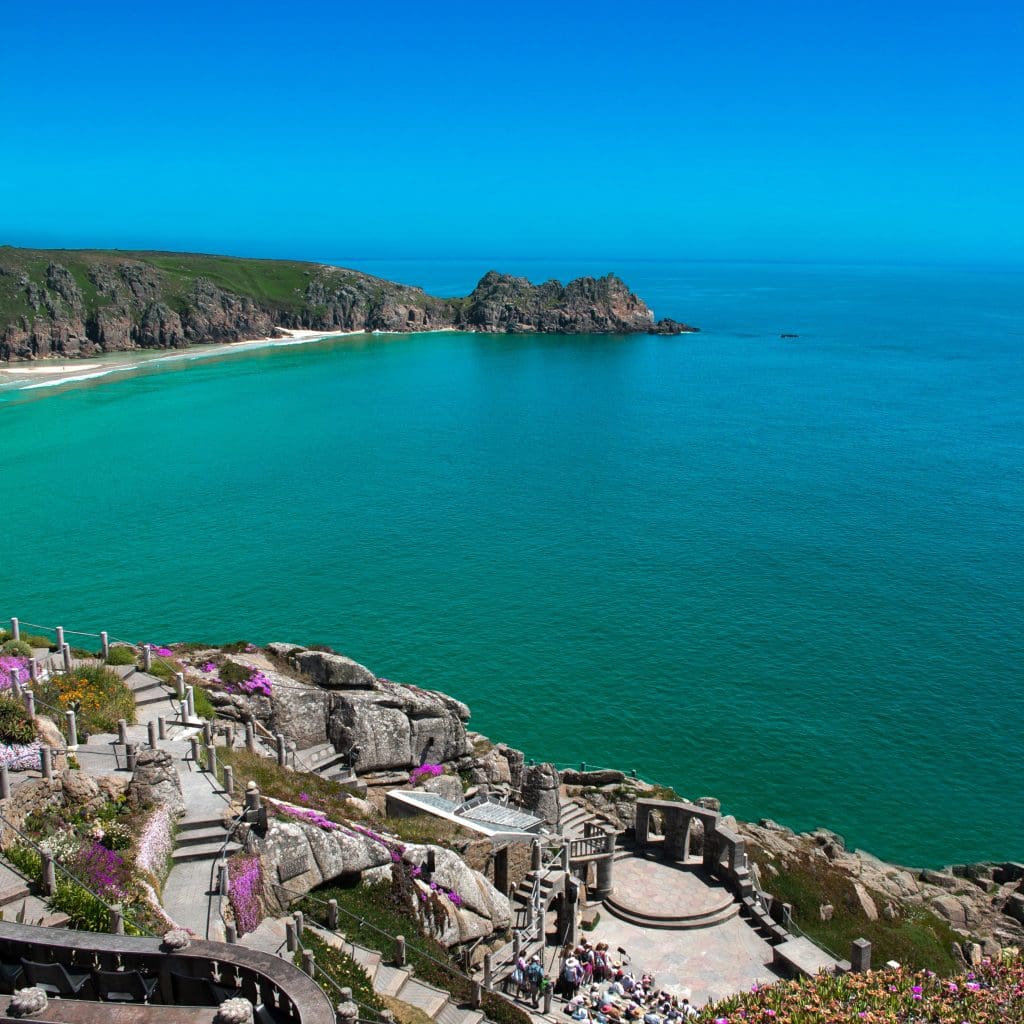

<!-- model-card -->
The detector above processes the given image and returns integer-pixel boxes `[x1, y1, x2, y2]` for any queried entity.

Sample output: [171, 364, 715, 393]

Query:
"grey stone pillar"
[158, 716, 167, 740]
[206, 745, 217, 777]
[394, 934, 406, 966]
[10, 619, 19, 642]
[285, 919, 298, 953]
[148, 720, 158, 749]
[293, 910, 304, 936]
[117, 719, 128, 745]
[543, 987, 553, 1014]
[55, 626, 64, 651]
[223, 765, 234, 795]
[28, 658, 37, 683]
[0, 764, 9, 800]
[245, 782, 262, 812]
[203, 720, 213, 745]
[109, 903, 124, 934]
[143, 645, 152, 672]
[560, 842, 570, 871]
[595, 851, 614, 899]
[850, 938, 871, 973]
[100, 631, 109, 661]
[531, 840, 542, 872]
[244, 721, 255, 752]
[327, 899, 338, 931]
[61, 643, 71, 673]
[190, 737, 200, 764]
[302, 949, 315, 976]
[226, 923, 238, 944]
[41, 851, 56, 896]
[276, 732, 286, 767]
[125, 743, 137, 773]
[65, 709, 78, 750]
[23, 690, 35, 719]
[40, 745, 52, 781]
[174, 672, 185, 699]
[483, 953, 493, 992]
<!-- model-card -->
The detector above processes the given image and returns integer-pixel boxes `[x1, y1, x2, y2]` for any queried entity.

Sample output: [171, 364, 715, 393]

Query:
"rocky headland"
[0, 247, 698, 362]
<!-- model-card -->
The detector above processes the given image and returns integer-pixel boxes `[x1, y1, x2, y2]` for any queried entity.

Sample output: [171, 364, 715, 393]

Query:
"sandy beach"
[0, 328, 361, 394]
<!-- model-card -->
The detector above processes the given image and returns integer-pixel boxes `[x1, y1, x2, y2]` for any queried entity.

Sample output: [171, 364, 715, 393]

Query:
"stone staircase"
[0, 860, 69, 928]
[170, 812, 240, 866]
[294, 742, 355, 783]
[558, 794, 611, 841]
[309, 924, 484, 1024]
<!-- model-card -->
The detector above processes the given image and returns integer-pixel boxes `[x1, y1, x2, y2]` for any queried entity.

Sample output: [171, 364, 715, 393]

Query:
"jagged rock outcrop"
[520, 762, 560, 827]
[127, 748, 185, 817]
[0, 247, 698, 361]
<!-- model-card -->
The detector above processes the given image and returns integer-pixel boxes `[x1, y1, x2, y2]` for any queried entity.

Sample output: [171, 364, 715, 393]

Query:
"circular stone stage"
[604, 855, 740, 930]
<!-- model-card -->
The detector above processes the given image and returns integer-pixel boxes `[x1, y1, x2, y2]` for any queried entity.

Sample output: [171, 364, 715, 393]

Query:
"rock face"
[0, 248, 698, 361]
[520, 762, 560, 827]
[127, 749, 185, 817]
[256, 646, 471, 773]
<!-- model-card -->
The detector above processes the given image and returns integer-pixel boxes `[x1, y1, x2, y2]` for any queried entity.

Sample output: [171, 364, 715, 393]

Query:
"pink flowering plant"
[0, 741, 41, 770]
[0, 656, 29, 687]
[228, 854, 265, 936]
[409, 762, 444, 786]
[135, 805, 174, 886]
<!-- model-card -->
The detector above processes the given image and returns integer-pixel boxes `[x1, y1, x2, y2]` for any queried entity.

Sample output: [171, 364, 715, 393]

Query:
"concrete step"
[349, 943, 382, 980]
[0, 883, 30, 907]
[603, 894, 739, 930]
[374, 963, 412, 998]
[396, 978, 450, 1018]
[136, 689, 173, 708]
[437, 1005, 484, 1024]
[171, 840, 241, 863]
[176, 825, 230, 847]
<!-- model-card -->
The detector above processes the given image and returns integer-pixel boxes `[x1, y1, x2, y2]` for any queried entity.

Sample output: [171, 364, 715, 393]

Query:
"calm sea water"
[2, 259, 1021, 867]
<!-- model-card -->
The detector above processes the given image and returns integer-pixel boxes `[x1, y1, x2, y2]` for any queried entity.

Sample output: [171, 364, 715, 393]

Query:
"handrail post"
[276, 733, 287, 767]
[143, 644, 152, 672]
[174, 672, 185, 700]
[125, 743, 137, 773]
[100, 631, 109, 661]
[41, 850, 57, 896]
[327, 898, 338, 931]
[9, 619, 19, 642]
[245, 721, 255, 752]
[65, 709, 78, 751]
[245, 782, 262, 812]
[61, 643, 71, 673]
[394, 934, 406, 967]
[148, 720, 158, 749]
[223, 765, 234, 795]
[286, 919, 298, 953]
[109, 903, 124, 934]
[28, 658, 37, 683]
[483, 953, 493, 992]
[0, 763, 9, 800]
[117, 719, 128, 745]
[55, 626, 64, 651]
[23, 690, 35, 719]
[11, 671, 22, 699]
[157, 716, 166, 741]
[206, 744, 217, 778]
[302, 949, 315, 976]
[40, 745, 52, 782]
[293, 910, 304, 936]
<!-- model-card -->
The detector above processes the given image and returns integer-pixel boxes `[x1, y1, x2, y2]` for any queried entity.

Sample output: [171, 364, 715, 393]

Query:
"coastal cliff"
[0, 247, 697, 361]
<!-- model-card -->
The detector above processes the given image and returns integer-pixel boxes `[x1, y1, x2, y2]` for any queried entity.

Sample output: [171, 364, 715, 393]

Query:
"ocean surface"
[2, 258, 1021, 867]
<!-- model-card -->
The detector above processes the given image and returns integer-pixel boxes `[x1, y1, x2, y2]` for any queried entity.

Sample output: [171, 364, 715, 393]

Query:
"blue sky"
[2, 0, 1021, 263]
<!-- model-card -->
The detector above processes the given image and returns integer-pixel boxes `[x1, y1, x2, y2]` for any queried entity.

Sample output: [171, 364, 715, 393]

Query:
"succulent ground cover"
[694, 950, 1024, 1022]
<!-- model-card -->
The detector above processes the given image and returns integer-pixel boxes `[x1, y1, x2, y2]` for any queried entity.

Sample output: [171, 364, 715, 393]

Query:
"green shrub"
[218, 661, 253, 685]
[35, 665, 136, 736]
[21, 634, 56, 651]
[1, 640, 32, 658]
[296, 929, 384, 1015]
[192, 685, 216, 720]
[106, 645, 137, 666]
[219, 641, 253, 654]
[0, 697, 35, 744]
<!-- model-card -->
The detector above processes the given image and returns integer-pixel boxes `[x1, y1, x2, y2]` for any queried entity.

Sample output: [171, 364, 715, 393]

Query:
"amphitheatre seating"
[94, 968, 160, 1003]
[22, 959, 95, 999]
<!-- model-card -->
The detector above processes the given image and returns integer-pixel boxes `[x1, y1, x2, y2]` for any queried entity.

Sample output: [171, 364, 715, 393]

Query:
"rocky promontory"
[0, 247, 698, 361]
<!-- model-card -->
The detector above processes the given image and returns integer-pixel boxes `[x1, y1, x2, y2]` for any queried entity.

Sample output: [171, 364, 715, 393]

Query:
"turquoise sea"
[1, 259, 1021, 868]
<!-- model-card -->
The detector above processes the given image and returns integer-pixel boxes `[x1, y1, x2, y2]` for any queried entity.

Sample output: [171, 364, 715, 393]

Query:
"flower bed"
[695, 953, 1024, 1022]
[228, 854, 264, 936]
[0, 740, 40, 770]
[135, 805, 175, 886]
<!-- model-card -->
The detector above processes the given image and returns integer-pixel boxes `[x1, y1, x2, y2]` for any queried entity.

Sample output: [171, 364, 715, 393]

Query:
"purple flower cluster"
[0, 656, 29, 686]
[200, 662, 216, 673]
[154, 647, 174, 658]
[276, 803, 339, 831]
[409, 762, 443, 786]
[76, 840, 128, 898]
[228, 855, 264, 935]
[218, 665, 272, 697]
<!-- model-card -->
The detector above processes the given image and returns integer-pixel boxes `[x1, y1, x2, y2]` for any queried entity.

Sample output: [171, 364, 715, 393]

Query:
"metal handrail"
[271, 881, 479, 988]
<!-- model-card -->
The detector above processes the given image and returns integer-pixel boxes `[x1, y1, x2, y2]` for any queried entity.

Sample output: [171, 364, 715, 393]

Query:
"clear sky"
[2, 0, 1021, 264]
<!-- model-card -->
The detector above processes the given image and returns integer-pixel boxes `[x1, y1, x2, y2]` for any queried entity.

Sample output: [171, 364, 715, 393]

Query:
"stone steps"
[397, 976, 451, 1017]
[603, 894, 740, 930]
[374, 963, 413, 997]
